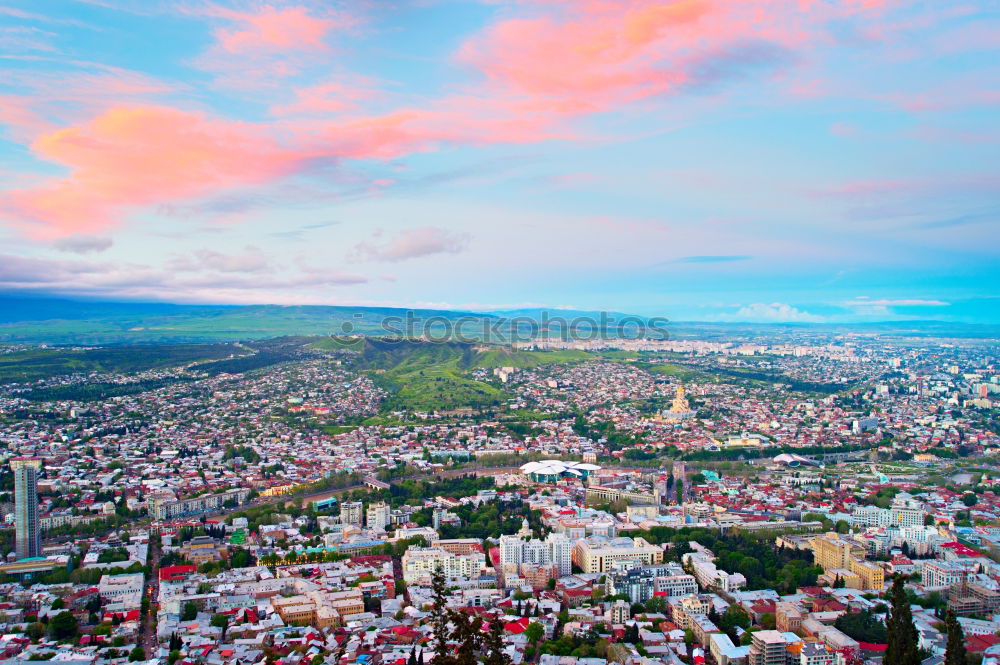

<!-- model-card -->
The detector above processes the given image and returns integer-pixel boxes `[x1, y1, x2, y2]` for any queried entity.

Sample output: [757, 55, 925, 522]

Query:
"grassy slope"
[352, 339, 591, 412]
[0, 344, 240, 384]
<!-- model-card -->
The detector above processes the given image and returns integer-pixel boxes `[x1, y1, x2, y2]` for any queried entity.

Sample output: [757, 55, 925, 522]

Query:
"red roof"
[160, 565, 197, 581]
[941, 542, 981, 557]
[966, 635, 1000, 653]
[859, 642, 886, 652]
[504, 617, 530, 634]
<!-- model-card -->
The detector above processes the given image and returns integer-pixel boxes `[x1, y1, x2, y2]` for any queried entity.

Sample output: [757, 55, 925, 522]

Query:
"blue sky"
[0, 0, 998, 323]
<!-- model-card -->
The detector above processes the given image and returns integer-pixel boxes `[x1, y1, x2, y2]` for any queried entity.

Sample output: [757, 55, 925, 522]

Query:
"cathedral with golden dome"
[663, 385, 696, 421]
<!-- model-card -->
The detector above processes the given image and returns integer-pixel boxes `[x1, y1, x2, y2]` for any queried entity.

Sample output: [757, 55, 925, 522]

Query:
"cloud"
[52, 234, 113, 254]
[676, 255, 751, 263]
[2, 105, 305, 237]
[844, 298, 950, 307]
[189, 4, 357, 88]
[169, 246, 272, 274]
[720, 302, 825, 322]
[351, 227, 471, 263]
[0, 252, 366, 302]
[456, 0, 887, 114]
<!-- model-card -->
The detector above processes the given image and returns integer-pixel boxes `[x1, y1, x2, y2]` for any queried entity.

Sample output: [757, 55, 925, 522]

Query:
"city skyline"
[1, 1, 998, 323]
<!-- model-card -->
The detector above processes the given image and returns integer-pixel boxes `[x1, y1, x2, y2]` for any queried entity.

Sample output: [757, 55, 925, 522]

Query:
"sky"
[0, 0, 998, 324]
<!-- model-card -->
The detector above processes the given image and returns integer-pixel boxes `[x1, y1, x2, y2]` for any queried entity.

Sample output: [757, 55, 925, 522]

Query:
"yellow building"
[809, 532, 883, 591]
[572, 536, 663, 574]
[270, 588, 364, 629]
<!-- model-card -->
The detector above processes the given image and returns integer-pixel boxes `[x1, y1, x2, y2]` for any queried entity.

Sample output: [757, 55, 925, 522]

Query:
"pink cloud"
[456, 0, 892, 113]
[189, 4, 358, 89]
[3, 106, 308, 237]
[203, 4, 343, 54]
[271, 78, 381, 117]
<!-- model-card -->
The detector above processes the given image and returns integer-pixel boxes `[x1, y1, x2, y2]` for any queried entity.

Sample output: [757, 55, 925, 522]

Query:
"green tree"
[128, 646, 146, 661]
[886, 576, 920, 665]
[525, 622, 544, 645]
[180, 601, 198, 621]
[27, 622, 46, 642]
[429, 568, 455, 665]
[945, 609, 967, 665]
[962, 493, 978, 507]
[48, 612, 78, 641]
[483, 619, 512, 665]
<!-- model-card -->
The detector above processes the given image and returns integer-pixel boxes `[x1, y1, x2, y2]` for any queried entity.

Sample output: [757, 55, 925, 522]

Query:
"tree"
[429, 568, 455, 665]
[128, 646, 146, 662]
[719, 605, 751, 643]
[962, 493, 978, 507]
[48, 611, 78, 641]
[180, 601, 198, 621]
[760, 613, 776, 630]
[525, 622, 544, 645]
[945, 610, 967, 665]
[27, 622, 45, 642]
[211, 613, 230, 636]
[886, 576, 920, 665]
[483, 619, 512, 665]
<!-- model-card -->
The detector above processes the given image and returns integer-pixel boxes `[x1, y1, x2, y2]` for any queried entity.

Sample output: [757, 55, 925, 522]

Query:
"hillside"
[347, 338, 593, 413]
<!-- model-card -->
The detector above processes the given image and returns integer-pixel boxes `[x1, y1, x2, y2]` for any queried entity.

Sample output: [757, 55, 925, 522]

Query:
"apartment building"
[401, 546, 486, 585]
[572, 536, 663, 574]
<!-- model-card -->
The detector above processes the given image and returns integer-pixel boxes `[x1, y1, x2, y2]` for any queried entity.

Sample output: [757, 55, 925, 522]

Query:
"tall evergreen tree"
[429, 568, 455, 665]
[483, 620, 512, 665]
[885, 576, 920, 665]
[945, 609, 967, 665]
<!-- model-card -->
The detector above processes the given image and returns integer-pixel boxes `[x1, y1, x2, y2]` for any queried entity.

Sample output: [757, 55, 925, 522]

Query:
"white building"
[401, 546, 486, 585]
[366, 502, 390, 531]
[683, 550, 746, 593]
[498, 533, 573, 577]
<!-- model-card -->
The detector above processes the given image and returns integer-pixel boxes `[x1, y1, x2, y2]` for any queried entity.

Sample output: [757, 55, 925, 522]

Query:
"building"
[401, 546, 486, 585]
[498, 532, 573, 577]
[776, 602, 803, 633]
[683, 550, 747, 593]
[340, 501, 363, 526]
[611, 599, 629, 624]
[671, 594, 713, 630]
[585, 485, 659, 506]
[519, 460, 601, 483]
[12, 458, 42, 561]
[366, 502, 390, 531]
[148, 487, 249, 520]
[98, 572, 144, 606]
[850, 497, 924, 529]
[792, 642, 836, 665]
[662, 385, 696, 421]
[607, 563, 697, 603]
[179, 535, 228, 564]
[810, 533, 883, 591]
[949, 582, 1000, 616]
[572, 536, 663, 574]
[924, 560, 970, 588]
[748, 630, 788, 665]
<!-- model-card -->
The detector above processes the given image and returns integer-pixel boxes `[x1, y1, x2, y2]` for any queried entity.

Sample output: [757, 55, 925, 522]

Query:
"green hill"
[348, 338, 593, 413]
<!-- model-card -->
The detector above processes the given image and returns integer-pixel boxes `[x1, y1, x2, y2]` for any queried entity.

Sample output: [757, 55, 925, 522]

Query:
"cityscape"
[0, 328, 998, 665]
[1, 2, 999, 665]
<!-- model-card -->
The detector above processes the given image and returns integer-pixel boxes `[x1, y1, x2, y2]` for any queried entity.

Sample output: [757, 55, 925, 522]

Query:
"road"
[138, 534, 162, 657]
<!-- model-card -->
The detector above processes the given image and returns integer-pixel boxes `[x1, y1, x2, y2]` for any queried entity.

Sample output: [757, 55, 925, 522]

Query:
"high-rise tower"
[11, 458, 42, 560]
